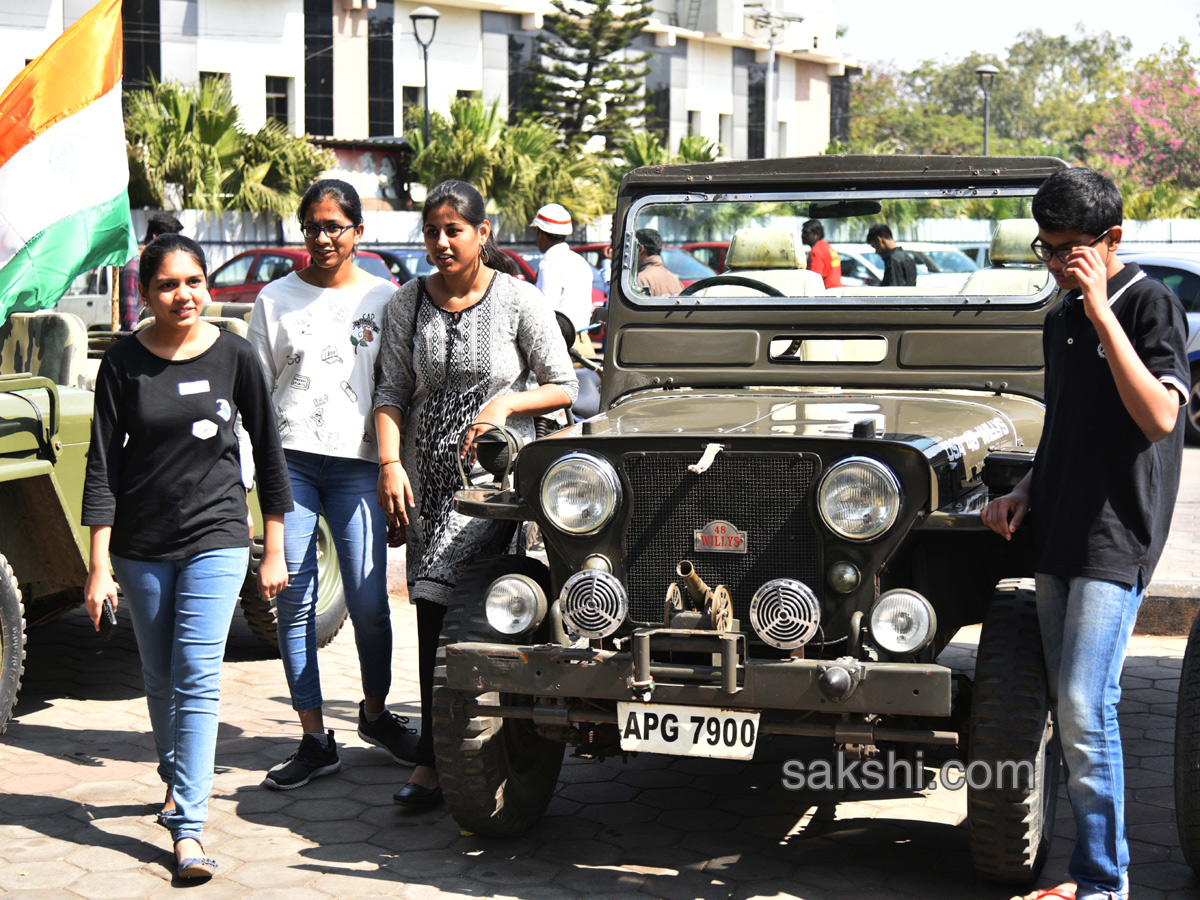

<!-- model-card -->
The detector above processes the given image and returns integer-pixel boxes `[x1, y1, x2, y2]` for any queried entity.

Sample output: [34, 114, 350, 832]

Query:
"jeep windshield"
[622, 191, 1050, 307]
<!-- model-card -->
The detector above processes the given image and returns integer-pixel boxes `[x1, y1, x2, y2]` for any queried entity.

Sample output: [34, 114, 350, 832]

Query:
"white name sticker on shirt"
[179, 380, 211, 396]
[192, 419, 218, 440]
[215, 399, 232, 421]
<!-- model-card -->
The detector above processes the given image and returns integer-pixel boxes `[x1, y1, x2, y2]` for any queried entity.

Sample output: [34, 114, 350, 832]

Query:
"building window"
[123, 0, 161, 90]
[719, 113, 732, 156]
[266, 76, 290, 127]
[507, 33, 538, 124]
[367, 1, 395, 137]
[747, 62, 766, 160]
[304, 0, 334, 137]
[402, 86, 422, 132]
[644, 39, 671, 142]
[688, 110, 701, 137]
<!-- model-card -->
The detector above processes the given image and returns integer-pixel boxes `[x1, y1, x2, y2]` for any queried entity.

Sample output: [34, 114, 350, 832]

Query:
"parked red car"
[207, 247, 398, 303]
[680, 241, 730, 274]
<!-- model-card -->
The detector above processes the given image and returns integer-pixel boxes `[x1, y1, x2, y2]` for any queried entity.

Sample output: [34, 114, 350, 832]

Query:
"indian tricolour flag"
[0, 0, 138, 321]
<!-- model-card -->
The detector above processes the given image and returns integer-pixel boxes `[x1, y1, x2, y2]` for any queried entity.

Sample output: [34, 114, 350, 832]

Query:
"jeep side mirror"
[554, 310, 576, 349]
[590, 306, 608, 332]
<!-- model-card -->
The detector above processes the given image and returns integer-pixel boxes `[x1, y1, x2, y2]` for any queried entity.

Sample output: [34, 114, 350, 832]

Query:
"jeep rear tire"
[967, 579, 1059, 885]
[433, 556, 565, 836]
[1186, 365, 1200, 445]
[1174, 607, 1200, 871]
[0, 552, 26, 735]
[239, 515, 348, 651]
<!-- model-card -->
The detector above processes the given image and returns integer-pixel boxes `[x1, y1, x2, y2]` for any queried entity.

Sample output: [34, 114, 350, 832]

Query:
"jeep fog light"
[485, 575, 546, 636]
[540, 453, 620, 534]
[818, 456, 901, 541]
[869, 589, 936, 655]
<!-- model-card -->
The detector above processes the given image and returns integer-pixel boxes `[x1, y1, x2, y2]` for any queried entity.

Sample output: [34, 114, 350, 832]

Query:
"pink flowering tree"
[1087, 66, 1200, 189]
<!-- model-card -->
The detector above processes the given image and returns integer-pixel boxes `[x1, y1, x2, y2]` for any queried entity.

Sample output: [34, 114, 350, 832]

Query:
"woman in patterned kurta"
[373, 180, 577, 808]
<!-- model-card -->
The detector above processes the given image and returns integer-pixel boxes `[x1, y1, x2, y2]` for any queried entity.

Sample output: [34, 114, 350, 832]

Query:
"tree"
[125, 77, 331, 214]
[525, 0, 652, 155]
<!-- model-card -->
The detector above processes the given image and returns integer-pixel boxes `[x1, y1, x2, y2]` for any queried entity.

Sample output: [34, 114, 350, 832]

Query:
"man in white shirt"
[530, 203, 595, 336]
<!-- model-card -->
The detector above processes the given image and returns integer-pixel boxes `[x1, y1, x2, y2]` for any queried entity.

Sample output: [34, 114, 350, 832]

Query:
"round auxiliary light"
[828, 561, 861, 594]
[818, 456, 901, 541]
[750, 578, 821, 650]
[485, 574, 546, 636]
[869, 589, 936, 656]
[559, 569, 628, 639]
[540, 453, 621, 535]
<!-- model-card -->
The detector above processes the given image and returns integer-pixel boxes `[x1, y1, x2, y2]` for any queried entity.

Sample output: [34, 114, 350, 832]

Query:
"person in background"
[249, 179, 417, 791]
[374, 179, 577, 810]
[865, 223, 917, 288]
[119, 213, 184, 331]
[635, 228, 684, 297]
[530, 202, 594, 337]
[802, 219, 842, 288]
[82, 234, 292, 880]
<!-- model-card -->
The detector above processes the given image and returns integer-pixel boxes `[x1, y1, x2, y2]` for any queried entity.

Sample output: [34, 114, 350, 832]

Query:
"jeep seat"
[201, 302, 253, 323]
[959, 219, 1049, 296]
[694, 228, 826, 297]
[0, 311, 89, 388]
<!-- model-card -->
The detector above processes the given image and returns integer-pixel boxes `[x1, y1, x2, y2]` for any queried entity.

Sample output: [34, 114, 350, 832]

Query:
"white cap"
[530, 203, 573, 236]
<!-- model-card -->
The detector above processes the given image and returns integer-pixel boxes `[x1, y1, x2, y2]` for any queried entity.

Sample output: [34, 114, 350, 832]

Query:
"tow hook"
[818, 658, 864, 702]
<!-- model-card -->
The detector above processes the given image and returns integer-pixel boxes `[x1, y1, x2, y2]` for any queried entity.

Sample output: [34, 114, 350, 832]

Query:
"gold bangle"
[379, 459, 401, 467]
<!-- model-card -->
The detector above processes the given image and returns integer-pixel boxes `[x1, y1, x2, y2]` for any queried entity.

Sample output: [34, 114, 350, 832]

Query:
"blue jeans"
[1036, 573, 1143, 900]
[112, 547, 249, 843]
[277, 449, 391, 712]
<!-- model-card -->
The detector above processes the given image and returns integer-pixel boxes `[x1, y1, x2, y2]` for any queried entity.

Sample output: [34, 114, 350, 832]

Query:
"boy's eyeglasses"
[1029, 228, 1112, 265]
[301, 223, 355, 240]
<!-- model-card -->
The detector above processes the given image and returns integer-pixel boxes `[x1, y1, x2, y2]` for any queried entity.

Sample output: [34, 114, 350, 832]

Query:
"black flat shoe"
[392, 781, 443, 809]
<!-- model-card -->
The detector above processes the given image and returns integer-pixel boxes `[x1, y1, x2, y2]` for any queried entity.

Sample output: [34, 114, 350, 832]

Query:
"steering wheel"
[678, 274, 784, 297]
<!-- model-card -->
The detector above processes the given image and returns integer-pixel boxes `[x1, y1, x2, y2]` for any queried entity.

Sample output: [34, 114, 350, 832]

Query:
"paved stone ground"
[3, 452, 1200, 899]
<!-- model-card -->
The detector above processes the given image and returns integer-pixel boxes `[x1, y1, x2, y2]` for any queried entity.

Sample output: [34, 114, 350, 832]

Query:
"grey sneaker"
[357, 701, 419, 765]
[263, 731, 340, 790]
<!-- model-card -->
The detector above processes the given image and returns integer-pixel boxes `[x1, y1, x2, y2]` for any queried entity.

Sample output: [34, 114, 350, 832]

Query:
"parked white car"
[53, 266, 115, 330]
[832, 242, 979, 290]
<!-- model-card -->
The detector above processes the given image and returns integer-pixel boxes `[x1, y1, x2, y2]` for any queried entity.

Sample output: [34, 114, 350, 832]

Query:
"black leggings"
[414, 598, 447, 769]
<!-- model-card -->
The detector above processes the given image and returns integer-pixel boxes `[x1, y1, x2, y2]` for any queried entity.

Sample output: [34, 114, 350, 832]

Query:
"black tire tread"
[1174, 608, 1200, 870]
[433, 555, 564, 836]
[967, 578, 1059, 885]
[0, 553, 27, 735]
[238, 534, 348, 651]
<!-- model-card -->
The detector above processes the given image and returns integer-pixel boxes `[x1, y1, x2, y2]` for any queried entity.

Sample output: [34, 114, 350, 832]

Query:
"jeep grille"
[622, 453, 820, 630]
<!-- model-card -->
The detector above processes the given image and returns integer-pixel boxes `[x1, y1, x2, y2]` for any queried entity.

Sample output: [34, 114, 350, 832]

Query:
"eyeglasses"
[1029, 228, 1112, 265]
[301, 223, 356, 240]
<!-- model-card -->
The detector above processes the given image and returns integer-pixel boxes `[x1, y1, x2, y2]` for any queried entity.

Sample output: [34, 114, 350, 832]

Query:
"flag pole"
[110, 264, 120, 331]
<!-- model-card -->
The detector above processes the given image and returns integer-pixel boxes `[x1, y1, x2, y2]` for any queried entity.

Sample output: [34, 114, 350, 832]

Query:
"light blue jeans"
[277, 449, 391, 712]
[1036, 573, 1143, 900]
[112, 547, 249, 843]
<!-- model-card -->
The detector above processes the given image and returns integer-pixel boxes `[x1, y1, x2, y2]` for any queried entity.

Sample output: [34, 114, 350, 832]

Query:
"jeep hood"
[573, 389, 1042, 470]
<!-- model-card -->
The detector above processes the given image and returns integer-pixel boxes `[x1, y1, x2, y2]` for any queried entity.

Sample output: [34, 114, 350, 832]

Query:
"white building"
[1, 0, 855, 192]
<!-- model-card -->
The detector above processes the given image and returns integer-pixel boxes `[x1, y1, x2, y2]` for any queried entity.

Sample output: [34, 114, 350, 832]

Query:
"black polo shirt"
[1031, 263, 1188, 587]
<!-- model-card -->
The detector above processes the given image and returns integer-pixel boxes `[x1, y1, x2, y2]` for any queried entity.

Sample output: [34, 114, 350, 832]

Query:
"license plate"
[617, 702, 760, 760]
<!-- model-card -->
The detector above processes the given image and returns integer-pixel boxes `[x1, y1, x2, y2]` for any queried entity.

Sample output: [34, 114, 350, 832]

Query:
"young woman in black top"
[82, 235, 293, 880]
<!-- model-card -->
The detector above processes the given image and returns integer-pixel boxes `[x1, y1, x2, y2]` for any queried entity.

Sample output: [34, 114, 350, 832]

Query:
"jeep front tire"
[967, 579, 1059, 885]
[1174, 606, 1200, 871]
[0, 552, 26, 734]
[433, 556, 565, 835]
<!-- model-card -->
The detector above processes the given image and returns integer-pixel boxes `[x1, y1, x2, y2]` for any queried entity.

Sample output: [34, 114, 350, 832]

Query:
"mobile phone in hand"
[99, 597, 117, 641]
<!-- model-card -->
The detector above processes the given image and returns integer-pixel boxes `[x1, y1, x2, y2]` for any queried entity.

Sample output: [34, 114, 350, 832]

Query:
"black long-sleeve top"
[82, 331, 293, 561]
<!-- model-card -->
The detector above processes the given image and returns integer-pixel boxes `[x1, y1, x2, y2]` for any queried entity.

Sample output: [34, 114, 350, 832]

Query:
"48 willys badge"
[694, 519, 748, 554]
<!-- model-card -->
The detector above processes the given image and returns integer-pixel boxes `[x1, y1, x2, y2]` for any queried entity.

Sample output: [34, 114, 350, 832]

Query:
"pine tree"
[525, 0, 653, 156]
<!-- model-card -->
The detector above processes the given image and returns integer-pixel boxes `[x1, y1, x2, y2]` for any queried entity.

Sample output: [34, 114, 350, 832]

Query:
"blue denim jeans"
[112, 547, 249, 843]
[277, 449, 391, 712]
[1036, 573, 1143, 900]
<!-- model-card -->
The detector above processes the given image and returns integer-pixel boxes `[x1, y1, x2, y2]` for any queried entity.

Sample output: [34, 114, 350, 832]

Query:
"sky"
[834, 0, 1200, 70]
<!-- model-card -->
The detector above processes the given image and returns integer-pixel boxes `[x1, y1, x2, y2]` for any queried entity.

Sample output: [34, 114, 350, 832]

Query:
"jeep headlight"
[485, 574, 546, 636]
[540, 453, 620, 534]
[869, 589, 936, 655]
[817, 456, 901, 540]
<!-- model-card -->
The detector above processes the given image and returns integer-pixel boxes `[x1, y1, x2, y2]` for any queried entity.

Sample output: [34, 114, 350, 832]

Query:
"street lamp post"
[410, 5, 440, 146]
[975, 64, 999, 156]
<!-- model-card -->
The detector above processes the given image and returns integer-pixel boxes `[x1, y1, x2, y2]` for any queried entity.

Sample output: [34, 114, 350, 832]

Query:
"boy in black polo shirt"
[983, 168, 1188, 900]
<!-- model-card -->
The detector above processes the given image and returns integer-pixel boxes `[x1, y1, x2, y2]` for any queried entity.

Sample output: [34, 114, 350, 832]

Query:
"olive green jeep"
[0, 304, 347, 734]
[435, 156, 1066, 887]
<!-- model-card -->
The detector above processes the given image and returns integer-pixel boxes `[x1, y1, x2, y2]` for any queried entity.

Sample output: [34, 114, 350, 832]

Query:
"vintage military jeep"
[0, 307, 347, 733]
[434, 156, 1068, 886]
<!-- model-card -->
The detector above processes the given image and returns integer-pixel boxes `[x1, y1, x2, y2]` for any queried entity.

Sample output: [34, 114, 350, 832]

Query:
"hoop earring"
[480, 244, 489, 264]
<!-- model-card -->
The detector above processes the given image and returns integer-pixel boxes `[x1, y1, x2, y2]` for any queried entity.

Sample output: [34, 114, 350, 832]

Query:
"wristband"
[379, 459, 401, 467]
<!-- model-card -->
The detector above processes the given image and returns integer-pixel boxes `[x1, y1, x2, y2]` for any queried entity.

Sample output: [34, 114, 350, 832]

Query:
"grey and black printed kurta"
[372, 272, 578, 606]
